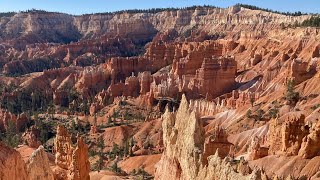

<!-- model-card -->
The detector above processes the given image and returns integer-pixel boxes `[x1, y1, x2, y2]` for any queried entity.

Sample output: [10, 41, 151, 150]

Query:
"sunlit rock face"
[267, 112, 309, 156]
[53, 125, 90, 180]
[155, 95, 264, 180]
[0, 142, 29, 180]
[26, 146, 54, 180]
[155, 95, 205, 180]
[299, 120, 320, 159]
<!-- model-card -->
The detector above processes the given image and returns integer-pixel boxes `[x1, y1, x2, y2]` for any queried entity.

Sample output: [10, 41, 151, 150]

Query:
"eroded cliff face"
[265, 112, 320, 160]
[0, 6, 319, 112]
[156, 94, 320, 179]
[299, 120, 320, 158]
[155, 95, 264, 180]
[197, 152, 265, 180]
[155, 94, 205, 180]
[267, 112, 309, 156]
[0, 6, 312, 74]
[53, 125, 90, 180]
[0, 12, 79, 43]
[4, 24, 319, 115]
[0, 142, 29, 180]
[0, 126, 91, 180]
[26, 146, 54, 180]
[0, 6, 309, 44]
[0, 39, 239, 113]
[22, 126, 41, 149]
[0, 109, 29, 132]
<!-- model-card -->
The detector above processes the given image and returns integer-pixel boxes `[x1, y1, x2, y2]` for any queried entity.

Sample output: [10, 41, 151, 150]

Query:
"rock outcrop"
[0, 142, 29, 180]
[0, 109, 28, 132]
[0, 109, 16, 131]
[268, 112, 309, 156]
[22, 126, 41, 148]
[155, 94, 205, 180]
[155, 95, 264, 180]
[203, 126, 233, 163]
[187, 56, 237, 100]
[150, 43, 237, 101]
[53, 125, 90, 180]
[68, 137, 90, 180]
[197, 151, 263, 180]
[290, 59, 316, 84]
[266, 111, 320, 160]
[247, 136, 268, 161]
[26, 146, 54, 180]
[299, 120, 320, 159]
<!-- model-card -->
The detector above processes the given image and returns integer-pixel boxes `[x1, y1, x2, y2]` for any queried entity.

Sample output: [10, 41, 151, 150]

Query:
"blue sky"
[0, 0, 319, 15]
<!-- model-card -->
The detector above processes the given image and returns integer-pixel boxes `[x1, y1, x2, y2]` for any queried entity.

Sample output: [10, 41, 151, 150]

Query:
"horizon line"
[0, 3, 318, 16]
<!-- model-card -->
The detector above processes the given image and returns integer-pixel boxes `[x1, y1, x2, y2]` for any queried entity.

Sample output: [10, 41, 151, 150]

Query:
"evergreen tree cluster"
[300, 16, 320, 27]
[19, 9, 65, 15]
[34, 113, 52, 144]
[285, 80, 300, 104]
[131, 167, 152, 179]
[94, 136, 105, 171]
[0, 9, 63, 18]
[1, 120, 21, 148]
[108, 137, 135, 160]
[81, 5, 217, 16]
[5, 58, 61, 77]
[311, 104, 320, 110]
[0, 89, 53, 114]
[0, 4, 313, 18]
[236, 4, 307, 16]
[0, 12, 16, 18]
[20, 9, 52, 14]
[0, 83, 93, 118]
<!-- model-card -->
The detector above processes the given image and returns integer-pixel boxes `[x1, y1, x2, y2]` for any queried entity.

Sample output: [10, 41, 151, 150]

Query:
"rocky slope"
[0, 6, 309, 43]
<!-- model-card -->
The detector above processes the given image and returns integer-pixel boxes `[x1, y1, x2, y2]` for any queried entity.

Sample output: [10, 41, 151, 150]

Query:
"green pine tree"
[96, 136, 105, 171]
[4, 120, 20, 148]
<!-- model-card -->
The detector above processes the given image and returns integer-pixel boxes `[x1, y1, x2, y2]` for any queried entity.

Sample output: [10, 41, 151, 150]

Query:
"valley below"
[0, 4, 320, 180]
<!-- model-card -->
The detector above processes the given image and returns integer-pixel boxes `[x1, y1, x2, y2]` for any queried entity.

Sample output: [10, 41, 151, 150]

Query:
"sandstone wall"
[0, 142, 29, 180]
[53, 125, 90, 180]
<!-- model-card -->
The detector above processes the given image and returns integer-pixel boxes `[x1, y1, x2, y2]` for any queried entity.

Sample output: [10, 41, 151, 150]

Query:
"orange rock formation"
[53, 125, 90, 180]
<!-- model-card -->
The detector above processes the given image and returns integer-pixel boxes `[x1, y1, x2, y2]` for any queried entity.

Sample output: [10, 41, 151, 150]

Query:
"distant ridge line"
[0, 4, 316, 18]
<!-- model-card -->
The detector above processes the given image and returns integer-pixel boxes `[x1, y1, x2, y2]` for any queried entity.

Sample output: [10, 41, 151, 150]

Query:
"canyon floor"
[0, 4, 320, 180]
